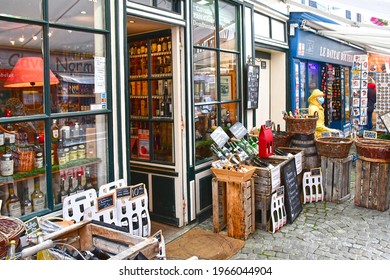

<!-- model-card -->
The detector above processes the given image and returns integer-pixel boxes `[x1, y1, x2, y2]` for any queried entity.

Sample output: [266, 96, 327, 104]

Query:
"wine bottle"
[34, 133, 44, 169]
[89, 246, 110, 260]
[6, 240, 16, 260]
[6, 183, 21, 217]
[132, 214, 140, 236]
[21, 181, 32, 215]
[1, 138, 14, 176]
[141, 210, 149, 237]
[31, 177, 45, 212]
[57, 177, 68, 204]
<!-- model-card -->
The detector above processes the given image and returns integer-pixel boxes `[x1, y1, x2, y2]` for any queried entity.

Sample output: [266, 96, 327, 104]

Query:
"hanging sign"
[130, 183, 146, 200]
[246, 64, 260, 109]
[97, 193, 115, 212]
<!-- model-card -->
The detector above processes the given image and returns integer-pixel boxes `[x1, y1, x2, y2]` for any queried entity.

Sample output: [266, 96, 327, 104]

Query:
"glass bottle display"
[31, 177, 45, 212]
[21, 181, 32, 216]
[129, 30, 174, 164]
[6, 183, 21, 217]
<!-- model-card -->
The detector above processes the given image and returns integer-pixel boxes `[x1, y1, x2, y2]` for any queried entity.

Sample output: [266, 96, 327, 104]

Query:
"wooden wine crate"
[212, 178, 255, 240]
[321, 155, 353, 203]
[253, 157, 290, 196]
[255, 194, 271, 231]
[44, 220, 160, 260]
[354, 159, 390, 211]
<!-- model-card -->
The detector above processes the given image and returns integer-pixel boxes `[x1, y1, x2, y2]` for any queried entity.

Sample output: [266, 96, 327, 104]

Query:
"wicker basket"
[354, 138, 390, 163]
[211, 165, 256, 183]
[283, 111, 318, 135]
[315, 137, 353, 158]
[0, 216, 26, 259]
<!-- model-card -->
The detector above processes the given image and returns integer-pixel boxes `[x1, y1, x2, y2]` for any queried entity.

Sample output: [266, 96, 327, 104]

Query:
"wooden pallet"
[355, 160, 390, 211]
[212, 178, 255, 240]
[321, 155, 353, 203]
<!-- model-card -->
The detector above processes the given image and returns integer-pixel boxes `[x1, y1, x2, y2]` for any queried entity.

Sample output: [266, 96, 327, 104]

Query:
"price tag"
[310, 168, 321, 176]
[229, 122, 247, 139]
[116, 186, 131, 199]
[130, 184, 146, 200]
[321, 131, 331, 137]
[25, 216, 41, 235]
[97, 193, 115, 212]
[210, 126, 230, 148]
[299, 108, 309, 116]
[265, 120, 272, 129]
[363, 130, 377, 139]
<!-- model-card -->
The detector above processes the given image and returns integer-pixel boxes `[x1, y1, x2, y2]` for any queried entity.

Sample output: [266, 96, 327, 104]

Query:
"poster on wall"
[246, 64, 260, 109]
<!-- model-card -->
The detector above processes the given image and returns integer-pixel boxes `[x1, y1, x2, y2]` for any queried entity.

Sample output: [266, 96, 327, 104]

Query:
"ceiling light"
[81, 10, 87, 14]
[32, 35, 38, 40]
[18, 36, 25, 43]
[129, 20, 135, 24]
[10, 40, 15, 45]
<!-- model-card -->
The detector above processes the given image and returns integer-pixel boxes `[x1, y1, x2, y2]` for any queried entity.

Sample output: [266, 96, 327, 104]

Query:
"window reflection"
[0, 0, 42, 19]
[193, 0, 216, 47]
[195, 104, 218, 162]
[49, 28, 106, 113]
[193, 50, 217, 103]
[49, 0, 105, 29]
[219, 1, 237, 51]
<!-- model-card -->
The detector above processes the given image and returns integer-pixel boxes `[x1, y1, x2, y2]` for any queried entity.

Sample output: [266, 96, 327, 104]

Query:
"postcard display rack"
[375, 72, 390, 132]
[351, 55, 369, 135]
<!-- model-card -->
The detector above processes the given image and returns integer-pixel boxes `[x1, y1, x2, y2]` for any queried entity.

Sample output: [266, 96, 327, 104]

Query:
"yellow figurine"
[308, 89, 335, 138]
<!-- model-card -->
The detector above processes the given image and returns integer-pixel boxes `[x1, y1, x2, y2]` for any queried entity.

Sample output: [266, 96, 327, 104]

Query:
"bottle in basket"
[6, 240, 16, 260]
[132, 214, 140, 236]
[31, 177, 45, 212]
[141, 210, 149, 237]
[6, 183, 21, 217]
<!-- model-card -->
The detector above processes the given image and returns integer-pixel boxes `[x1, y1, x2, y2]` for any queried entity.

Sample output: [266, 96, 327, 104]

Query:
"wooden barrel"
[290, 134, 320, 170]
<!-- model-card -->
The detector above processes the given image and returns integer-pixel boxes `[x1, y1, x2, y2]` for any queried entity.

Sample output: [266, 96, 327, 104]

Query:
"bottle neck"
[7, 183, 15, 196]
[33, 178, 41, 191]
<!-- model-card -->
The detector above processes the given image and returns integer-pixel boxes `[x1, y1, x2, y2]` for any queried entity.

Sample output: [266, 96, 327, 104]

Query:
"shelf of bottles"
[0, 116, 102, 219]
[57, 82, 95, 113]
[129, 31, 174, 164]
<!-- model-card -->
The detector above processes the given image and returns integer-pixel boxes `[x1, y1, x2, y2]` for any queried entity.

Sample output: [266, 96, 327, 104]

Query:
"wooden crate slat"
[354, 159, 390, 211]
[355, 159, 363, 205]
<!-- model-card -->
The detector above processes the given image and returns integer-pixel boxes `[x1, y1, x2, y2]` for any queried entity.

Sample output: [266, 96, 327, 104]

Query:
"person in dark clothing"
[367, 83, 376, 130]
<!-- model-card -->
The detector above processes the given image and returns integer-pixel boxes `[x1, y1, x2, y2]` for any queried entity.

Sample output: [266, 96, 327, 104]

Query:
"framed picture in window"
[220, 75, 232, 101]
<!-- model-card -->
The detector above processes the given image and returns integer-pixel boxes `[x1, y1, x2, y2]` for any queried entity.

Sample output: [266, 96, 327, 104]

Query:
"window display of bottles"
[57, 82, 95, 113]
[129, 30, 174, 164]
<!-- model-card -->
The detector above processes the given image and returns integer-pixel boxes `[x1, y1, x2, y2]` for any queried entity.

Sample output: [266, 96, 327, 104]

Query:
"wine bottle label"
[142, 224, 149, 237]
[5, 133, 15, 144]
[8, 202, 21, 217]
[33, 197, 45, 211]
[35, 156, 44, 168]
[1, 158, 13, 176]
[53, 129, 59, 139]
[23, 204, 32, 215]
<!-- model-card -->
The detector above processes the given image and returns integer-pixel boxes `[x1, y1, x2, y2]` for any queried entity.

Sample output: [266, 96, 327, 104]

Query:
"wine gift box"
[44, 220, 160, 260]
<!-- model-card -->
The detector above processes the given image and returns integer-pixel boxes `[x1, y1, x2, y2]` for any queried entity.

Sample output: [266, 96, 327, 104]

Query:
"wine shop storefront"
[0, 0, 263, 231]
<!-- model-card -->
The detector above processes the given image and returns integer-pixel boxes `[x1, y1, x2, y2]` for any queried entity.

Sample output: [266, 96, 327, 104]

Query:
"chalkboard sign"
[97, 193, 115, 212]
[131, 183, 146, 200]
[116, 186, 131, 199]
[310, 168, 321, 176]
[25, 216, 40, 235]
[246, 64, 260, 109]
[281, 159, 302, 224]
[210, 126, 230, 148]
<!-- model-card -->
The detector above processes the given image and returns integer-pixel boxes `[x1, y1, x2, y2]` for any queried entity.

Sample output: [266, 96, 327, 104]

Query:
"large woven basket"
[283, 111, 318, 135]
[315, 137, 353, 158]
[0, 216, 26, 259]
[354, 138, 390, 163]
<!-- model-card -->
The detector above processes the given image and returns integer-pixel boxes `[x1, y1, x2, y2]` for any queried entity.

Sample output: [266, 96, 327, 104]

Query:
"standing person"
[308, 89, 337, 138]
[367, 83, 376, 130]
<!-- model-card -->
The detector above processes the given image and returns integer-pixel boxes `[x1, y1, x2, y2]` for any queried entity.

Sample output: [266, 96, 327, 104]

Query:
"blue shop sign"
[291, 29, 365, 66]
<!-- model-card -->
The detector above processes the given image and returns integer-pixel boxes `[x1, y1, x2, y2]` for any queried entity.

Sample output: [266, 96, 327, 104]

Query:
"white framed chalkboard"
[246, 64, 260, 109]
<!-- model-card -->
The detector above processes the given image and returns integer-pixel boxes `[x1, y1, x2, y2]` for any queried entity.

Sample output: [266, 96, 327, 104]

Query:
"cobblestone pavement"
[195, 165, 390, 260]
